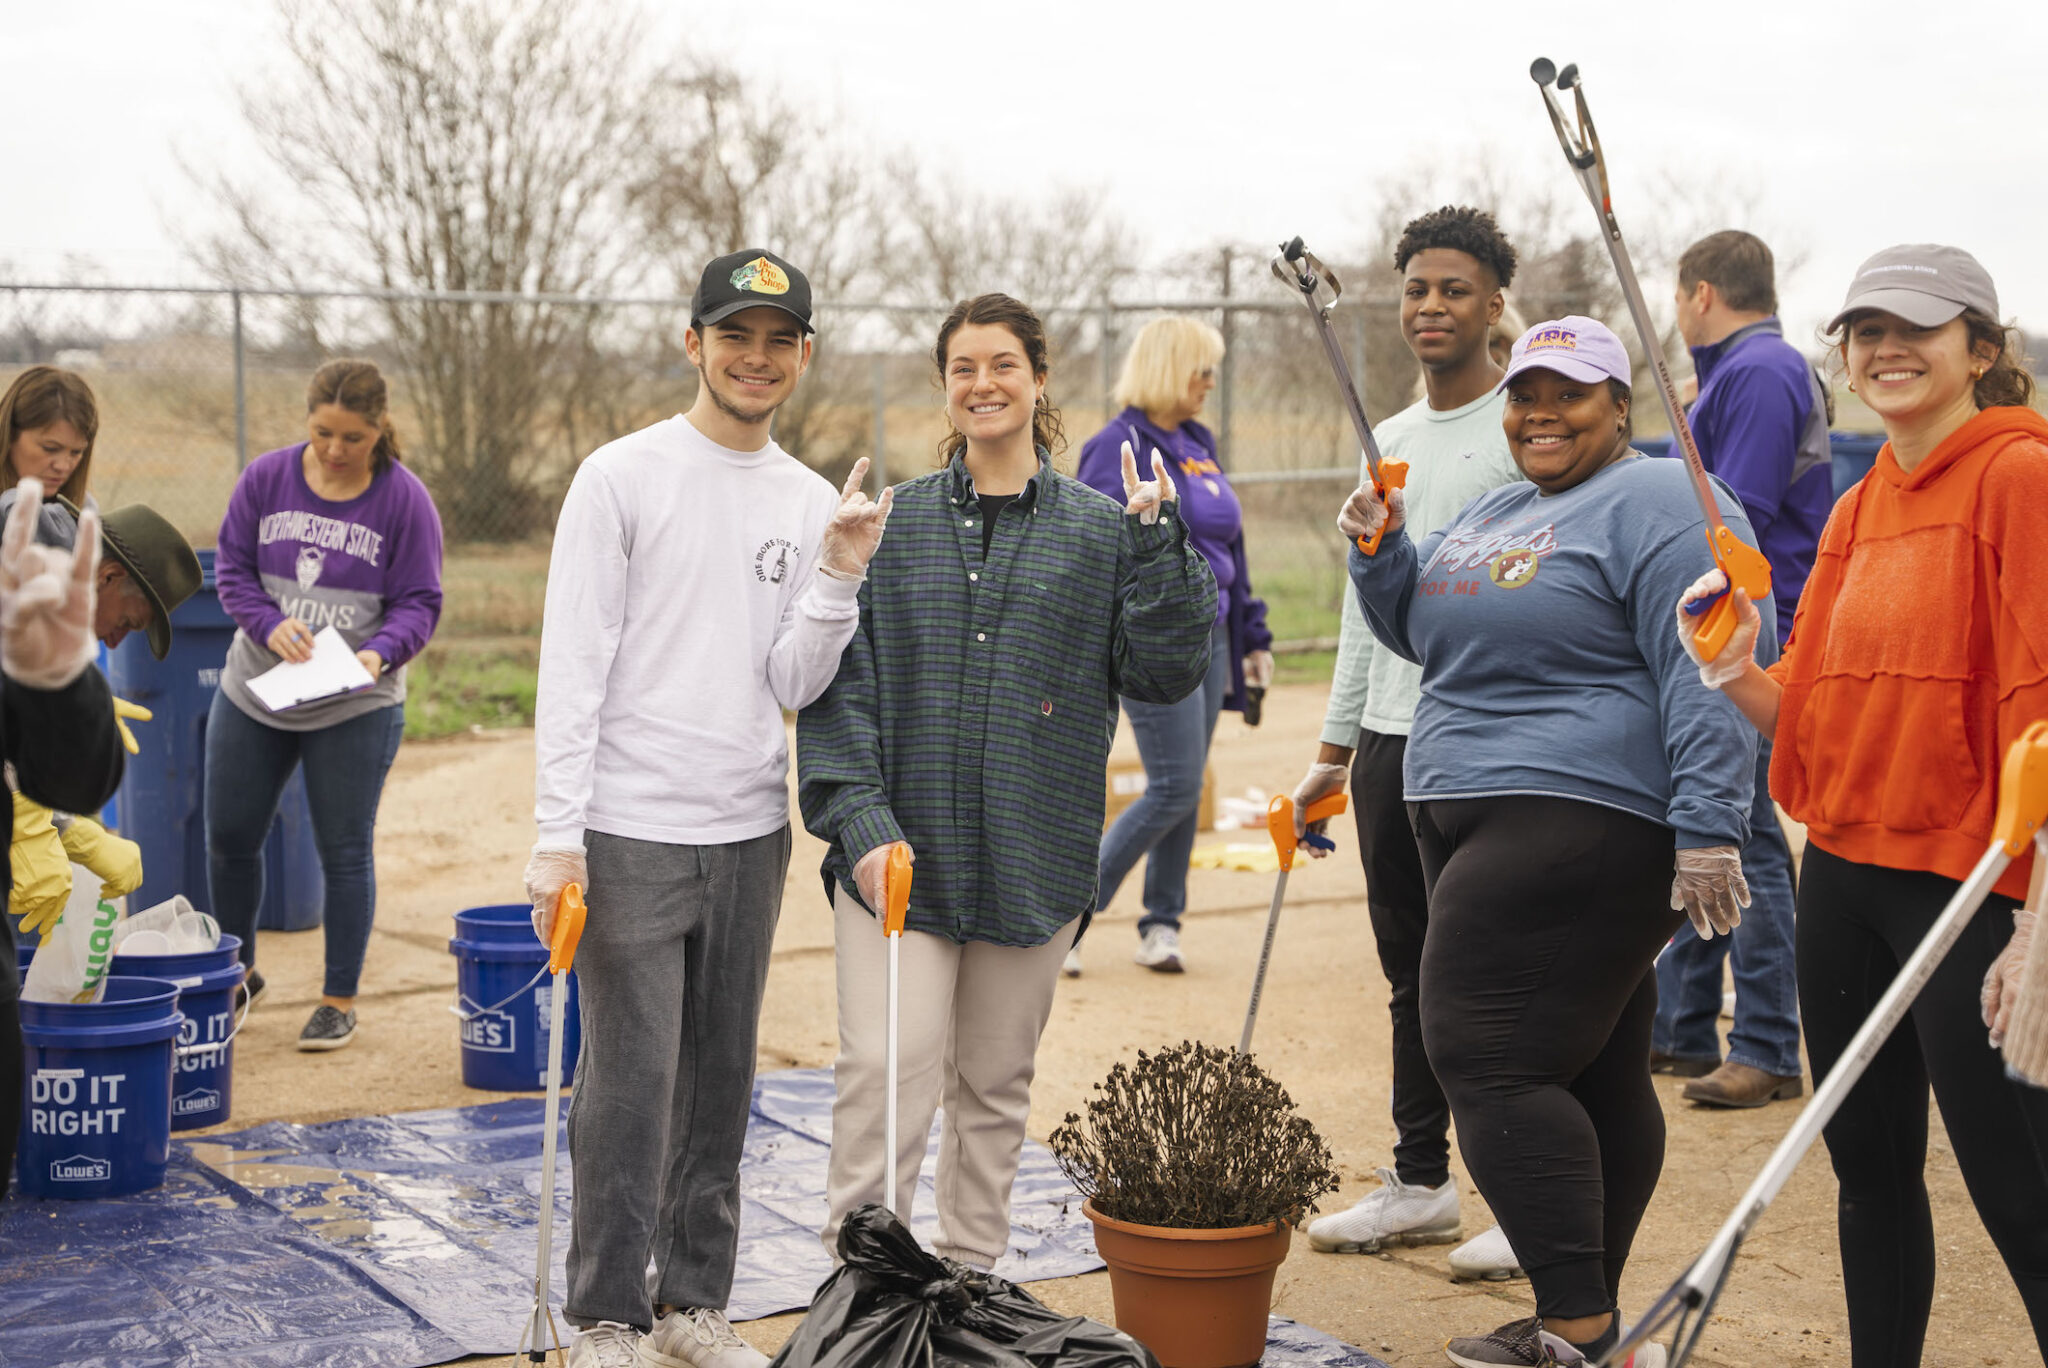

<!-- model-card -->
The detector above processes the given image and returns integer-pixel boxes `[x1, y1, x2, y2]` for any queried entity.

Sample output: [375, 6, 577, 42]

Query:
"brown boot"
[1649, 1050, 1718, 1077]
[1682, 1061, 1803, 1108]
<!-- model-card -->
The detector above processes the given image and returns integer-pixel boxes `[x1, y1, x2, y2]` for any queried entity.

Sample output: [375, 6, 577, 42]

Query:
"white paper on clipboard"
[245, 626, 376, 712]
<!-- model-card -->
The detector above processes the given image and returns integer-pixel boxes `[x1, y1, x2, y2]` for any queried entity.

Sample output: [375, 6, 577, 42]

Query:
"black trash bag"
[768, 1203, 1161, 1368]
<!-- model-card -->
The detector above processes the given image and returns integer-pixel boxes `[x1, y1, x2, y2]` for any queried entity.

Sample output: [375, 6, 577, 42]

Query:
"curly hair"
[1393, 205, 1518, 289]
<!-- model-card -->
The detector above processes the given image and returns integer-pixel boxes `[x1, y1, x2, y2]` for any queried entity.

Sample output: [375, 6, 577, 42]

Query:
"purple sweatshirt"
[216, 443, 445, 731]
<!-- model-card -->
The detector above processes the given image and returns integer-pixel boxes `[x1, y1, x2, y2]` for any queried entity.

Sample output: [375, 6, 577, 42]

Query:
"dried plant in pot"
[1050, 1042, 1339, 1368]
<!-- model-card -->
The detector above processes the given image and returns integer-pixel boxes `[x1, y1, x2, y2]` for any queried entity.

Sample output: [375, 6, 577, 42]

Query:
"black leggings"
[1413, 795, 1681, 1321]
[1797, 845, 2048, 1367]
[1350, 730, 1451, 1189]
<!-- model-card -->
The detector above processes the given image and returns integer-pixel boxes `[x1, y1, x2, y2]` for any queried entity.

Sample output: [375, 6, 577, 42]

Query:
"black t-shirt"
[976, 494, 1017, 558]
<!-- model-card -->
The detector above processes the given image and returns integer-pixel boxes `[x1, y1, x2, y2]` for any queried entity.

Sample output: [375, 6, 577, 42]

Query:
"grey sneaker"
[567, 1321, 643, 1368]
[1445, 1318, 1666, 1368]
[1307, 1166, 1461, 1252]
[1133, 926, 1183, 972]
[297, 1004, 357, 1052]
[639, 1307, 765, 1368]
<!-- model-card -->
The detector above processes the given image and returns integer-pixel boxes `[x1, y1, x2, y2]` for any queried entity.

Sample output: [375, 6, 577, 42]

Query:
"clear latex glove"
[1670, 844, 1751, 939]
[818, 457, 896, 577]
[1337, 482, 1407, 545]
[1243, 650, 1274, 690]
[0, 479, 99, 690]
[1119, 441, 1179, 525]
[524, 844, 587, 944]
[1674, 568, 1762, 689]
[58, 815, 144, 899]
[1984, 908, 2037, 1048]
[1292, 761, 1350, 857]
[112, 697, 153, 755]
[10, 793, 73, 941]
[853, 841, 913, 915]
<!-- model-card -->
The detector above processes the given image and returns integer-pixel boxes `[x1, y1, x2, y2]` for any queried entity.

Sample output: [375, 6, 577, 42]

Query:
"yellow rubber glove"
[58, 814, 144, 900]
[112, 696, 153, 755]
[10, 793, 74, 941]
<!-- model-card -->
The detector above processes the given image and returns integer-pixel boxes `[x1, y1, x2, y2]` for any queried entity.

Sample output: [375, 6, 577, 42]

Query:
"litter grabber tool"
[520, 881, 586, 1365]
[880, 842, 914, 1214]
[1271, 237, 1408, 556]
[1528, 59, 1771, 660]
[1602, 723, 2048, 1368]
[1238, 791, 1348, 1055]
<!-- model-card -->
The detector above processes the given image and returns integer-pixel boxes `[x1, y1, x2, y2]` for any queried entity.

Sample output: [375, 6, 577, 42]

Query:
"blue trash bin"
[107, 549, 324, 934]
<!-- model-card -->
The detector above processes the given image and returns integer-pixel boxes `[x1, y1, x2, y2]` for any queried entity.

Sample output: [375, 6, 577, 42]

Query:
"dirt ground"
[208, 684, 2038, 1368]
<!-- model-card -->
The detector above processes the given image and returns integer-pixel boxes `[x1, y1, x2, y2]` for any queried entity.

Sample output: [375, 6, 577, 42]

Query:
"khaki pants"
[823, 887, 1077, 1267]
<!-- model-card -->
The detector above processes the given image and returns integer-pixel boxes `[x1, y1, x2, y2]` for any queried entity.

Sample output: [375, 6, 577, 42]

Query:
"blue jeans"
[1652, 741, 1802, 1077]
[1096, 624, 1229, 934]
[203, 693, 406, 998]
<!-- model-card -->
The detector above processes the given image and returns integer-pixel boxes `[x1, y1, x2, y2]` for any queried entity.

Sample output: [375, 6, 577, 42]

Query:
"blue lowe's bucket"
[110, 935, 245, 1131]
[449, 904, 580, 1092]
[16, 976, 183, 1198]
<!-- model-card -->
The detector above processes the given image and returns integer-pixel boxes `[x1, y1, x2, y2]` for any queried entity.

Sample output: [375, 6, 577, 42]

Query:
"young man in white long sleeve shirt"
[524, 249, 892, 1368]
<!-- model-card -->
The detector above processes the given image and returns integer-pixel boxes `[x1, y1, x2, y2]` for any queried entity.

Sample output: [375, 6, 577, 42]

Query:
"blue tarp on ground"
[0, 1069, 1386, 1368]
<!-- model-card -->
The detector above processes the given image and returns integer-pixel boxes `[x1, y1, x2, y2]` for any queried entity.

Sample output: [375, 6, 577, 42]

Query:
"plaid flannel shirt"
[796, 453, 1217, 946]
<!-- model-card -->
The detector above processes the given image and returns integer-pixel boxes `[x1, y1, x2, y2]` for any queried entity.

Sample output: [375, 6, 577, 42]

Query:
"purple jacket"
[215, 443, 444, 729]
[1688, 319, 1831, 644]
[1077, 408, 1271, 712]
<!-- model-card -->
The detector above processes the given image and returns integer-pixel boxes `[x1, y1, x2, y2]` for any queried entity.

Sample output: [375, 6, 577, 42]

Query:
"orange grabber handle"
[1683, 525, 1774, 661]
[1267, 792, 1349, 873]
[1353, 460, 1410, 557]
[549, 883, 587, 975]
[882, 842, 913, 936]
[1992, 720, 2048, 857]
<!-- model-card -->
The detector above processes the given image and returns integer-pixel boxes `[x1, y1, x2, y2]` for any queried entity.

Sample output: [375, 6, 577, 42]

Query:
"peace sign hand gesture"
[0, 478, 100, 691]
[1120, 441, 1178, 526]
[818, 458, 895, 577]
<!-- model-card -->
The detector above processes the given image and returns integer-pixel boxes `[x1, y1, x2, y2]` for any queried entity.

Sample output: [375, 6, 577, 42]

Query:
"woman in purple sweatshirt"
[1076, 317, 1271, 975]
[207, 359, 444, 1052]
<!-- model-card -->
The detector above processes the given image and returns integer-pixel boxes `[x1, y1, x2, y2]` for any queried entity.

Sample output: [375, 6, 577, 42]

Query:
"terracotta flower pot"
[1082, 1199, 1291, 1368]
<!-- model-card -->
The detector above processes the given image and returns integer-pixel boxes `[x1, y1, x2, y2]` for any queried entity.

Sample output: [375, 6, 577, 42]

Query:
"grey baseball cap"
[1826, 244, 1999, 333]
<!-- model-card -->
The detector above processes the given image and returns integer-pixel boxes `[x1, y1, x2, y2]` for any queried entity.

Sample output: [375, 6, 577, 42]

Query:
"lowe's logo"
[462, 1008, 516, 1054]
[51, 1154, 111, 1183]
[174, 1088, 223, 1117]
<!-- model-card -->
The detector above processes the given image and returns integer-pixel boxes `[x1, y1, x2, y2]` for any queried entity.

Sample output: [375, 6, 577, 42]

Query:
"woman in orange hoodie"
[1680, 244, 2048, 1367]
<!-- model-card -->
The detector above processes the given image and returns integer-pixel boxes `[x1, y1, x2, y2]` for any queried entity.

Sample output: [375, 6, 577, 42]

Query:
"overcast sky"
[8, 0, 2046, 350]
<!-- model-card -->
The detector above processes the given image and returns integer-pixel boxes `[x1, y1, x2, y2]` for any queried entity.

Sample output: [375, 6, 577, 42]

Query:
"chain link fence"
[0, 280, 1606, 650]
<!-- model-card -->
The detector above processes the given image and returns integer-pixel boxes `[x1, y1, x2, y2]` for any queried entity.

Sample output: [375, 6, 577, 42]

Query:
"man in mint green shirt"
[1293, 207, 1527, 1274]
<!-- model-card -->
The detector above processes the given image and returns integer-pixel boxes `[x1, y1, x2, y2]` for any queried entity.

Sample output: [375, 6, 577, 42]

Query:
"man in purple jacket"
[1653, 230, 1829, 1107]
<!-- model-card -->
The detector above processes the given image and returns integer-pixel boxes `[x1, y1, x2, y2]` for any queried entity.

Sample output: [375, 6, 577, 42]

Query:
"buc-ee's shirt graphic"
[258, 509, 389, 636]
[1420, 518, 1559, 598]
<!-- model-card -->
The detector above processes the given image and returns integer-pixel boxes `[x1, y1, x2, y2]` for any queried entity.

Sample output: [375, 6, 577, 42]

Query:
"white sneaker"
[1447, 1223, 1526, 1281]
[1133, 926, 1184, 973]
[1062, 947, 1082, 978]
[640, 1307, 767, 1368]
[566, 1321, 642, 1368]
[1306, 1166, 1460, 1253]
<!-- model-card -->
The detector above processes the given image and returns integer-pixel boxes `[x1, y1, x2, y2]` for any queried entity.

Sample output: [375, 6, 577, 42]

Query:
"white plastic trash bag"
[21, 895, 122, 1004]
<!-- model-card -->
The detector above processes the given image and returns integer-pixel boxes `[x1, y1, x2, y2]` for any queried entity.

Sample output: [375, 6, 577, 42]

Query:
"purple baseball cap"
[1498, 315, 1633, 391]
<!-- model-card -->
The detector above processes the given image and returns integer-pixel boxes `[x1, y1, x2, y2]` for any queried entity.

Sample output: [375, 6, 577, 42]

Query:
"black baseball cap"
[691, 249, 814, 334]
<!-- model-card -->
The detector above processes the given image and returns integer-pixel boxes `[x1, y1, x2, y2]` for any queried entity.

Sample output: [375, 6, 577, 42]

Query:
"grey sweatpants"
[565, 825, 790, 1329]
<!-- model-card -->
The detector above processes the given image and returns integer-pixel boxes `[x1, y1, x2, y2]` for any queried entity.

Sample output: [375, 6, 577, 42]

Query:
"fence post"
[870, 352, 888, 492]
[232, 288, 249, 472]
[1218, 246, 1234, 469]
[1099, 297, 1115, 423]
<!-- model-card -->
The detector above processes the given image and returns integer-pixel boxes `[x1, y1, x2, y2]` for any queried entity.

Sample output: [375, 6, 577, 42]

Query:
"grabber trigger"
[1687, 530, 1771, 660]
[882, 842, 913, 936]
[1354, 459, 1410, 556]
[549, 884, 586, 975]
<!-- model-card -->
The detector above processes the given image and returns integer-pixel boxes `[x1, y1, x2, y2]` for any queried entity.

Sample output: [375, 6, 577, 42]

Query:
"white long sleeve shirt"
[534, 415, 861, 848]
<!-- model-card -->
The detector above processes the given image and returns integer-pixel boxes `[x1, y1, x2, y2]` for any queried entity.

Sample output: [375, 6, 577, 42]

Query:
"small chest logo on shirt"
[754, 538, 798, 585]
[1486, 547, 1541, 588]
[295, 546, 325, 590]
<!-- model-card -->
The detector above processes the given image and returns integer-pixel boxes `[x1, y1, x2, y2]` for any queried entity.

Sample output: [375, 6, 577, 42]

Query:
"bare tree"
[196, 0, 658, 539]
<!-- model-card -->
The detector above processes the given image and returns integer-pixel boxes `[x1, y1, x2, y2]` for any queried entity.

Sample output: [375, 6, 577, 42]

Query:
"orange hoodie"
[1769, 405, 2048, 901]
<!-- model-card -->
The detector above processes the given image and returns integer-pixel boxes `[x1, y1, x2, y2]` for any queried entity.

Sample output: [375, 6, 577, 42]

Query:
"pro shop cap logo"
[693, 247, 814, 334]
[730, 257, 790, 295]
[1526, 326, 1579, 350]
